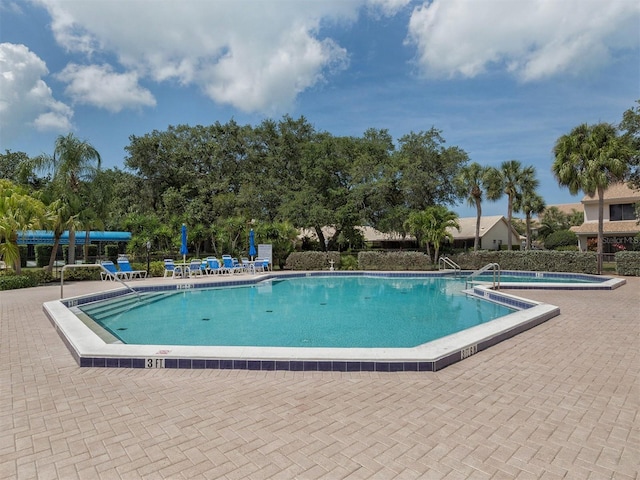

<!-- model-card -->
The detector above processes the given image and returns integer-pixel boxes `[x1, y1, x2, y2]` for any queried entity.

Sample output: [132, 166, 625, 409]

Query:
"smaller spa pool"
[468, 270, 606, 286]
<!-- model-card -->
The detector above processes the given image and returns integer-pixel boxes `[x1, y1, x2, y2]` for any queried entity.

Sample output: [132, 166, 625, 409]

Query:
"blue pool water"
[80, 276, 514, 348]
[472, 272, 599, 283]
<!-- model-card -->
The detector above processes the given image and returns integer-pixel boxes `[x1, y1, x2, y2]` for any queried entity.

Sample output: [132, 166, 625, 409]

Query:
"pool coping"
[42, 271, 623, 372]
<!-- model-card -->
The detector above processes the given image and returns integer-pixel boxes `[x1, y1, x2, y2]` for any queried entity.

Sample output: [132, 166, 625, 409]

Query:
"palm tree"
[486, 160, 538, 250]
[515, 191, 545, 250]
[404, 210, 433, 259]
[455, 162, 490, 251]
[0, 180, 51, 274]
[34, 134, 101, 265]
[552, 123, 632, 273]
[424, 205, 460, 264]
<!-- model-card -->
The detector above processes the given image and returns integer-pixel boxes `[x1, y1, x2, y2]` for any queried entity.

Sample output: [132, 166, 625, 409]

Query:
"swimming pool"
[44, 271, 624, 372]
[78, 276, 514, 348]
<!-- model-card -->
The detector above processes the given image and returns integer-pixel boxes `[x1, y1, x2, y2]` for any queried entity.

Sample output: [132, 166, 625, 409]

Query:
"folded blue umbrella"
[249, 229, 257, 259]
[180, 224, 188, 264]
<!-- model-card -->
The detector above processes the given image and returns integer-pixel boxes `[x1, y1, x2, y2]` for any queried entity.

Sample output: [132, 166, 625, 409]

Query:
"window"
[609, 203, 636, 221]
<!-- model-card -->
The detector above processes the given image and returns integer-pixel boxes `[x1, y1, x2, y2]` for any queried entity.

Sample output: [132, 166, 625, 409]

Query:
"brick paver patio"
[1, 276, 638, 479]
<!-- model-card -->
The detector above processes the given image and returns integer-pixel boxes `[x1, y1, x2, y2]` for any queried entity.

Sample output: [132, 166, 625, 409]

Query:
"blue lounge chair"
[188, 259, 203, 277]
[206, 258, 222, 275]
[100, 260, 129, 281]
[222, 255, 243, 274]
[261, 258, 272, 271]
[164, 259, 184, 278]
[117, 257, 147, 279]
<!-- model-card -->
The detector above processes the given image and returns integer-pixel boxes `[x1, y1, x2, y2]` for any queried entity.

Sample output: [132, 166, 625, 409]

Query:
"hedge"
[35, 245, 54, 267]
[285, 251, 341, 270]
[0, 274, 37, 290]
[105, 244, 119, 262]
[615, 251, 640, 276]
[357, 251, 434, 271]
[446, 250, 599, 274]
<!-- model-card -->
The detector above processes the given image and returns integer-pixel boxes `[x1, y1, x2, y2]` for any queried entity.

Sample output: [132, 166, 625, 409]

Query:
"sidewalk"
[1, 277, 638, 479]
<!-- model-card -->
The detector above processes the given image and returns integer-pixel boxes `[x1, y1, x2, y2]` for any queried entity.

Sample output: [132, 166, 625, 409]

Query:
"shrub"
[357, 251, 433, 271]
[19, 245, 27, 268]
[149, 261, 166, 278]
[340, 255, 358, 270]
[285, 252, 341, 270]
[63, 267, 102, 281]
[555, 245, 579, 252]
[447, 250, 598, 274]
[105, 245, 119, 262]
[35, 245, 54, 267]
[0, 275, 37, 290]
[544, 230, 578, 250]
[615, 251, 640, 276]
[23, 268, 54, 285]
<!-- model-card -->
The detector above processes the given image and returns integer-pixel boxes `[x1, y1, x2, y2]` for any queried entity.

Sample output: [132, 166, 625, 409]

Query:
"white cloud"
[366, 0, 411, 17]
[0, 42, 72, 144]
[56, 63, 156, 113]
[406, 0, 640, 81]
[31, 0, 364, 113]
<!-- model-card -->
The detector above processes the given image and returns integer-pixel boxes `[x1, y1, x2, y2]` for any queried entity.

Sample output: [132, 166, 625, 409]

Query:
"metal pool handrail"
[439, 256, 461, 275]
[465, 262, 501, 290]
[60, 264, 139, 299]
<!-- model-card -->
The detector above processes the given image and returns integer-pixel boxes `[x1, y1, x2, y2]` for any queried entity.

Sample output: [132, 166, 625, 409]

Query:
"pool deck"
[2, 274, 638, 479]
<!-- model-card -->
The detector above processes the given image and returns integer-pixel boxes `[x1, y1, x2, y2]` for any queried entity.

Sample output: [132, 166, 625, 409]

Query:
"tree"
[34, 134, 102, 266]
[406, 206, 459, 263]
[619, 100, 640, 189]
[0, 180, 51, 274]
[515, 191, 545, 250]
[404, 210, 434, 259]
[396, 128, 469, 212]
[537, 206, 570, 239]
[552, 123, 633, 273]
[424, 205, 460, 264]
[455, 162, 491, 251]
[486, 160, 538, 250]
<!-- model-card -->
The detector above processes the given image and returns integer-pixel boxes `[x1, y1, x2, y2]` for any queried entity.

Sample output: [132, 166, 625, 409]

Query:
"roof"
[447, 215, 522, 240]
[300, 216, 523, 243]
[540, 203, 583, 216]
[17, 230, 132, 245]
[570, 221, 640, 235]
[581, 182, 640, 204]
[300, 227, 414, 242]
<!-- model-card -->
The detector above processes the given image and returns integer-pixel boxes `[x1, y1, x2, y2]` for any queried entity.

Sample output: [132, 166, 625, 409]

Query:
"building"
[570, 183, 640, 257]
[300, 215, 522, 251]
[16, 230, 132, 245]
[446, 215, 523, 250]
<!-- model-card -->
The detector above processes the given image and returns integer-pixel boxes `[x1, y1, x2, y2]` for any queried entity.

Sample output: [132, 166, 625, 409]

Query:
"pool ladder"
[465, 263, 501, 290]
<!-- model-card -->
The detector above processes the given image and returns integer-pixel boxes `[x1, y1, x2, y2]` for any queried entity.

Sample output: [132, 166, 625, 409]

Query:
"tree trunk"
[83, 231, 90, 262]
[9, 233, 21, 275]
[315, 226, 327, 251]
[68, 228, 76, 265]
[525, 213, 532, 250]
[474, 200, 482, 251]
[597, 186, 604, 274]
[47, 234, 62, 272]
[507, 194, 513, 250]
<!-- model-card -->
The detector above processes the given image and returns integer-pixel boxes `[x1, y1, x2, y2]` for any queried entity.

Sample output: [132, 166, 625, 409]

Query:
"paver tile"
[1, 276, 638, 479]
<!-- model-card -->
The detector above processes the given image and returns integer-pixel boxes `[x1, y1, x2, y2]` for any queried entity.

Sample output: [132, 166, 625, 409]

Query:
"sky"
[1, 0, 639, 219]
